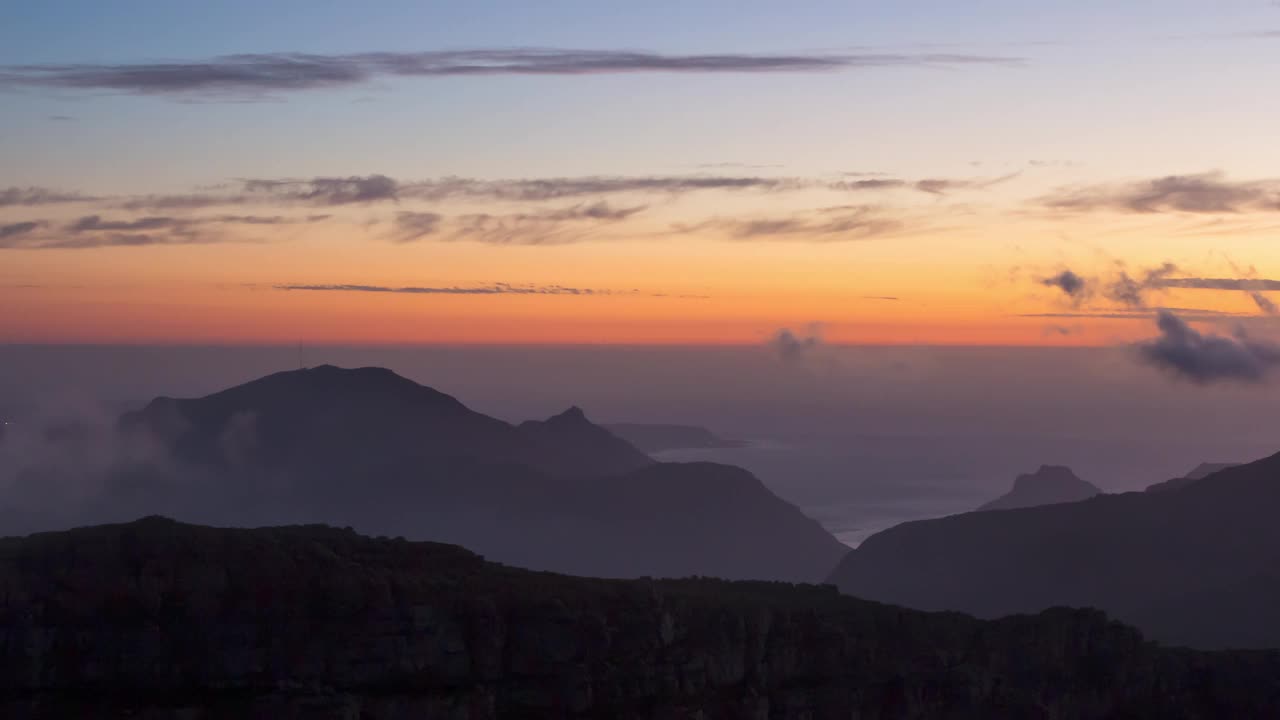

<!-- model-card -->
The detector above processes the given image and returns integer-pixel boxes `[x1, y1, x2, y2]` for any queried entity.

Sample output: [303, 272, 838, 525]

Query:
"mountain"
[828, 449, 1280, 649]
[119, 364, 652, 479]
[976, 465, 1101, 511]
[100, 365, 846, 582]
[1, 517, 1278, 719]
[603, 422, 747, 452]
[1145, 462, 1240, 493]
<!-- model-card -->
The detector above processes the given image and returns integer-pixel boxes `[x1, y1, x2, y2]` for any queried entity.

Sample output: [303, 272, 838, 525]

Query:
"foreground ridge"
[0, 517, 1278, 718]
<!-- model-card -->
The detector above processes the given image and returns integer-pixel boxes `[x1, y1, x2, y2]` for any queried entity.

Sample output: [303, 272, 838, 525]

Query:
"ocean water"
[655, 437, 994, 547]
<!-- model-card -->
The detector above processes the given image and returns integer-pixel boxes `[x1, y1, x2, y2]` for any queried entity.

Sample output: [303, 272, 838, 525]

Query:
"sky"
[5, 1, 1280, 352]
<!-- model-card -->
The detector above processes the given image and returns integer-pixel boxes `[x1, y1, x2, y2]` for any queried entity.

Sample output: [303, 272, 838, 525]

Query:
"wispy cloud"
[689, 206, 905, 242]
[0, 187, 96, 207]
[390, 211, 443, 243]
[0, 48, 1022, 99]
[1041, 172, 1280, 214]
[0, 221, 45, 240]
[1020, 308, 1245, 321]
[1036, 263, 1280, 316]
[274, 282, 658, 296]
[17, 170, 1020, 213]
[1038, 263, 1181, 310]
[422, 201, 647, 245]
[1136, 310, 1280, 384]
[0, 213, 326, 249]
[244, 174, 400, 205]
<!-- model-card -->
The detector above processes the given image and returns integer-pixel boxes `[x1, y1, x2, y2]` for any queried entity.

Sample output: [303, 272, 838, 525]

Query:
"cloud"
[275, 282, 631, 296]
[695, 206, 904, 241]
[1136, 310, 1280, 384]
[830, 178, 908, 191]
[1150, 276, 1280, 316]
[863, 296, 899, 301]
[827, 173, 1017, 196]
[409, 175, 801, 202]
[47, 115, 76, 122]
[1106, 262, 1178, 309]
[3, 232, 218, 250]
[538, 200, 647, 221]
[244, 174, 399, 205]
[0, 213, 324, 249]
[17, 171, 1019, 212]
[1020, 309, 1245, 321]
[768, 324, 824, 364]
[912, 173, 1019, 195]
[1039, 270, 1089, 302]
[117, 194, 249, 211]
[1041, 172, 1280, 214]
[68, 215, 181, 233]
[1154, 277, 1280, 291]
[441, 202, 647, 245]
[0, 187, 96, 207]
[0, 221, 44, 240]
[0, 49, 1022, 98]
[391, 212, 443, 243]
[1038, 263, 1179, 310]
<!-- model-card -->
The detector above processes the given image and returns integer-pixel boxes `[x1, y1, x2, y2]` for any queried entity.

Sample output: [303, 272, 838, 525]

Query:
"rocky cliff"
[1, 517, 1278, 719]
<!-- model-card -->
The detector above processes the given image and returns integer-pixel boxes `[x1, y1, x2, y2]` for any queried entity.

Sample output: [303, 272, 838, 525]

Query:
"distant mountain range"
[603, 423, 747, 453]
[1145, 462, 1239, 493]
[13, 365, 845, 582]
[976, 465, 1100, 511]
[828, 450, 1280, 649]
[2, 516, 1277, 718]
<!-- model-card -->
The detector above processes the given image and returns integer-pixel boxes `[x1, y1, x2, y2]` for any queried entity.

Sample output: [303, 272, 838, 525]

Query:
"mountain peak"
[547, 406, 589, 424]
[979, 465, 1100, 511]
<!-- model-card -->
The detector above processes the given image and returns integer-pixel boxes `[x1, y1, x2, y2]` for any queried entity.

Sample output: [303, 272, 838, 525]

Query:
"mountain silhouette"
[4, 516, 1279, 718]
[976, 465, 1100, 511]
[828, 449, 1280, 648]
[106, 365, 844, 582]
[1145, 462, 1240, 493]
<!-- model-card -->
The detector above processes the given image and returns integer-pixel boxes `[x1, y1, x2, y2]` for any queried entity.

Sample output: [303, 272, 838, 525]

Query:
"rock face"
[1, 517, 1279, 719]
[603, 423, 747, 453]
[828, 449, 1280, 649]
[976, 465, 1101, 511]
[9, 366, 845, 583]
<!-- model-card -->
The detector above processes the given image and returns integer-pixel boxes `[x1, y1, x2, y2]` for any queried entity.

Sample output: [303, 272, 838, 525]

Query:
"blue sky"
[5, 0, 1280, 191]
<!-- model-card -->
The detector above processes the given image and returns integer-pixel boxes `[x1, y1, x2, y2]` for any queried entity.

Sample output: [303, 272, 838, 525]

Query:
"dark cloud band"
[0, 49, 1022, 98]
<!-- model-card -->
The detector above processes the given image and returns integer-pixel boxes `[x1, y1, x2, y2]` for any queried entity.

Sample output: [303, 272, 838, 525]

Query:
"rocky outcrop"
[977, 465, 1100, 511]
[1, 517, 1279, 719]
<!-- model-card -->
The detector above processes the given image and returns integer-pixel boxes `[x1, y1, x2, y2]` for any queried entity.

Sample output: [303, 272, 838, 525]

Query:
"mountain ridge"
[1, 516, 1278, 718]
[12, 365, 846, 583]
[828, 447, 1280, 648]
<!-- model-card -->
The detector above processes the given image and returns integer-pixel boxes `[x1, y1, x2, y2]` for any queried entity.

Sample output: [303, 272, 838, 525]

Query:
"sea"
[655, 437, 994, 548]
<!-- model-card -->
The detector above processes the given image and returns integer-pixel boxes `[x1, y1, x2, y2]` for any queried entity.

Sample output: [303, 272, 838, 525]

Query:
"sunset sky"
[5, 0, 1280, 346]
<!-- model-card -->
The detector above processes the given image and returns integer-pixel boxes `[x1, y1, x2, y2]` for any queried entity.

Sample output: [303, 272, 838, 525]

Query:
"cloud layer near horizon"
[0, 48, 1022, 98]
